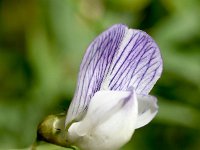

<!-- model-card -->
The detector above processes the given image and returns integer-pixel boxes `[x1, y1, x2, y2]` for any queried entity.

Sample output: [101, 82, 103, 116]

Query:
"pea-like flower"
[65, 24, 163, 150]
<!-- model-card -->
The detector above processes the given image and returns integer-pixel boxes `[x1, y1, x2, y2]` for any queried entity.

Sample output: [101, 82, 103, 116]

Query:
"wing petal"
[135, 94, 158, 129]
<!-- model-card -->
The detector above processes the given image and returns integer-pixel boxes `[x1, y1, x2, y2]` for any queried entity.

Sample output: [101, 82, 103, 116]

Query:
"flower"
[65, 24, 163, 150]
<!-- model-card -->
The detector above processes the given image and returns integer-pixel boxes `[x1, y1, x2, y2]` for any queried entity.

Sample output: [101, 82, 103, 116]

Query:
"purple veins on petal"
[65, 24, 162, 126]
[104, 29, 162, 95]
[66, 24, 128, 125]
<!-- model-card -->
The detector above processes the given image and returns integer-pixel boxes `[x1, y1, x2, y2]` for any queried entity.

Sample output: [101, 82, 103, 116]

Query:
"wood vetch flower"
[37, 24, 163, 150]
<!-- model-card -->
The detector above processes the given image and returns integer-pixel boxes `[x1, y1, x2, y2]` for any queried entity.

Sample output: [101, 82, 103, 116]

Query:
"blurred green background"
[0, 0, 200, 149]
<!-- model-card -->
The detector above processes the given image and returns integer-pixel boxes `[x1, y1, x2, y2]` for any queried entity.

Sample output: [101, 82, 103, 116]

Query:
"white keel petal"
[67, 90, 138, 150]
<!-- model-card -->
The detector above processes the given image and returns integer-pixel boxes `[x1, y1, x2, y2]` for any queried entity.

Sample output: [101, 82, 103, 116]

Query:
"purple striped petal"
[103, 29, 162, 94]
[66, 24, 162, 126]
[66, 24, 128, 125]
